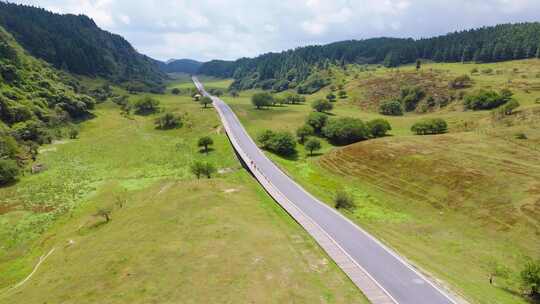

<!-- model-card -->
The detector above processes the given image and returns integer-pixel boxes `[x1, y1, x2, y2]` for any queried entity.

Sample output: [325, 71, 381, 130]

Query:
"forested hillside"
[199, 23, 540, 92]
[0, 2, 166, 92]
[0, 25, 95, 184]
[159, 58, 203, 74]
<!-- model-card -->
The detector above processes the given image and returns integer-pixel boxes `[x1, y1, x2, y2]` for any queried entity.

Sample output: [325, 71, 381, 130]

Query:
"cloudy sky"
[12, 0, 540, 62]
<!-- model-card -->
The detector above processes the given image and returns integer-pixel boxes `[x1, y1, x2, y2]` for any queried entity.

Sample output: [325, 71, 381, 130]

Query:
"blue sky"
[12, 0, 540, 61]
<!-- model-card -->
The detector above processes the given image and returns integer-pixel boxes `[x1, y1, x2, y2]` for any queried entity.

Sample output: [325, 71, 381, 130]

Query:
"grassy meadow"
[0, 79, 366, 303]
[214, 59, 540, 304]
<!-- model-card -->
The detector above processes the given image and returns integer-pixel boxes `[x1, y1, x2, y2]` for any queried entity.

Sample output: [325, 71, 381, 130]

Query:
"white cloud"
[10, 0, 540, 61]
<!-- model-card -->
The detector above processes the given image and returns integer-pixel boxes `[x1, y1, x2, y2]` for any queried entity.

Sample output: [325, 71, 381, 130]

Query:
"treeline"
[199, 23, 540, 92]
[0, 26, 95, 184]
[0, 2, 166, 92]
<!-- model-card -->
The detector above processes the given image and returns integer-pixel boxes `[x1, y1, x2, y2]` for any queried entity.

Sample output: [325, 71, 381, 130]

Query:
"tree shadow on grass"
[198, 148, 215, 155]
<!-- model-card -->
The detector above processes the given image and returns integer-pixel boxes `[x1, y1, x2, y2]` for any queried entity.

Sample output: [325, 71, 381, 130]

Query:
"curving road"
[193, 77, 460, 304]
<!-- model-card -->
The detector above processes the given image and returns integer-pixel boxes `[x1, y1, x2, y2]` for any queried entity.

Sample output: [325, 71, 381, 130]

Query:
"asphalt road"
[193, 77, 458, 304]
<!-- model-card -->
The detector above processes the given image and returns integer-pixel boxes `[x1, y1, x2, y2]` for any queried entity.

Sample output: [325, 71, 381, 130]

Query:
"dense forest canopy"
[0, 25, 96, 179]
[0, 2, 166, 92]
[198, 23, 540, 92]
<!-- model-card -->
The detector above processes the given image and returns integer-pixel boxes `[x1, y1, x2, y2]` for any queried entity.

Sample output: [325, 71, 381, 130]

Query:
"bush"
[0, 135, 19, 159]
[171, 88, 181, 95]
[296, 125, 314, 144]
[449, 75, 472, 89]
[0, 159, 19, 185]
[133, 96, 160, 114]
[367, 119, 392, 138]
[520, 259, 540, 296]
[191, 161, 216, 179]
[338, 90, 347, 99]
[400, 86, 425, 112]
[323, 117, 369, 145]
[306, 112, 328, 133]
[305, 138, 322, 156]
[326, 92, 337, 102]
[155, 112, 182, 129]
[334, 190, 355, 210]
[252, 92, 273, 109]
[285, 94, 305, 104]
[464, 89, 514, 110]
[311, 99, 333, 113]
[411, 118, 448, 135]
[257, 130, 296, 156]
[379, 100, 403, 116]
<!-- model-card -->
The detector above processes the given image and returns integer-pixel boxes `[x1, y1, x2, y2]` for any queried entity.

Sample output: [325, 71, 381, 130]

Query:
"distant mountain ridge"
[198, 22, 540, 92]
[0, 2, 166, 92]
[158, 58, 203, 74]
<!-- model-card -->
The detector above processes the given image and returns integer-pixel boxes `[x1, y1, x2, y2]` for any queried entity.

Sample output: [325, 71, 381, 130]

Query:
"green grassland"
[215, 59, 540, 304]
[0, 85, 366, 303]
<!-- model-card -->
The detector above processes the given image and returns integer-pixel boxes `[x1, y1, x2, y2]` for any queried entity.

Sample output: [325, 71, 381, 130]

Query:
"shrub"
[252, 92, 273, 109]
[411, 118, 448, 135]
[338, 90, 347, 99]
[191, 161, 216, 179]
[520, 258, 540, 296]
[464, 89, 514, 110]
[155, 112, 182, 129]
[0, 135, 19, 159]
[0, 159, 19, 185]
[326, 92, 337, 102]
[449, 75, 472, 89]
[379, 100, 403, 116]
[305, 138, 322, 156]
[323, 117, 369, 145]
[400, 86, 425, 112]
[171, 88, 181, 95]
[306, 112, 328, 133]
[69, 128, 79, 139]
[133, 96, 160, 114]
[367, 119, 392, 138]
[296, 125, 314, 144]
[334, 190, 355, 210]
[285, 94, 306, 104]
[311, 99, 333, 113]
[257, 130, 296, 156]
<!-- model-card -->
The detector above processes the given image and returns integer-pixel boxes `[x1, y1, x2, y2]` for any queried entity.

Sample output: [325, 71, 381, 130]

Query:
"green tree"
[171, 88, 181, 95]
[416, 59, 421, 71]
[257, 130, 296, 156]
[0, 135, 19, 160]
[198, 136, 214, 154]
[296, 125, 314, 144]
[311, 99, 333, 113]
[334, 190, 355, 210]
[133, 96, 160, 115]
[323, 117, 369, 145]
[200, 96, 213, 108]
[379, 100, 403, 116]
[252, 92, 273, 109]
[305, 138, 322, 156]
[306, 112, 329, 133]
[338, 90, 347, 99]
[520, 258, 540, 296]
[0, 159, 19, 185]
[367, 119, 392, 138]
[155, 112, 182, 129]
[202, 162, 217, 178]
[190, 161, 205, 179]
[536, 47, 540, 59]
[69, 128, 79, 139]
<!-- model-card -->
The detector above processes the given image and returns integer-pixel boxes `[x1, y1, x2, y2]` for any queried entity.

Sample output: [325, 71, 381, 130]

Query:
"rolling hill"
[0, 2, 166, 92]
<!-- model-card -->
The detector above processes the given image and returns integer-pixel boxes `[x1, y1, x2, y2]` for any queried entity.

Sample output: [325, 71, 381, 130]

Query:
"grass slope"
[216, 59, 540, 304]
[0, 85, 365, 303]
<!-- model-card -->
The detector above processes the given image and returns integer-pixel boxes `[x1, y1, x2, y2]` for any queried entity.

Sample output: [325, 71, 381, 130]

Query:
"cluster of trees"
[379, 86, 428, 115]
[155, 112, 182, 129]
[251, 92, 306, 109]
[464, 89, 515, 110]
[257, 130, 297, 156]
[199, 23, 540, 93]
[0, 26, 96, 185]
[411, 118, 448, 135]
[0, 2, 166, 92]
